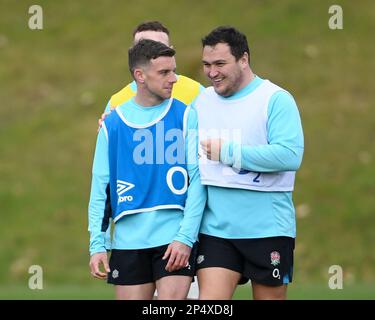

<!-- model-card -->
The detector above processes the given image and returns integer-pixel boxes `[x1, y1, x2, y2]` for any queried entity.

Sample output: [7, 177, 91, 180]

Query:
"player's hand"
[163, 241, 192, 272]
[97, 108, 114, 132]
[201, 139, 224, 161]
[89, 252, 110, 280]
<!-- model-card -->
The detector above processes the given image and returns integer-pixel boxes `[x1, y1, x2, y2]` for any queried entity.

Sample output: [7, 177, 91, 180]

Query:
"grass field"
[1, 283, 374, 300]
[0, 0, 374, 299]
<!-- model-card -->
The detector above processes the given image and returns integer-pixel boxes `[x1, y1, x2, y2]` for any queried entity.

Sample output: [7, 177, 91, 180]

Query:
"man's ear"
[240, 52, 249, 68]
[134, 68, 145, 83]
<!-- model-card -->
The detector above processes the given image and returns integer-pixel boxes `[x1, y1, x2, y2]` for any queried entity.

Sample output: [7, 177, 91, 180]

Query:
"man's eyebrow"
[202, 59, 227, 64]
[158, 67, 177, 72]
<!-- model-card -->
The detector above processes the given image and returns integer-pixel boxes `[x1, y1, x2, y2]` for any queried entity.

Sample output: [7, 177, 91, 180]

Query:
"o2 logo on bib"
[232, 168, 250, 175]
[166, 167, 188, 195]
[232, 168, 261, 183]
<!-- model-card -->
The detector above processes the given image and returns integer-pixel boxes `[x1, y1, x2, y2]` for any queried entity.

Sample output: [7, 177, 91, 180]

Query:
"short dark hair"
[202, 26, 250, 61]
[132, 21, 170, 37]
[128, 39, 175, 76]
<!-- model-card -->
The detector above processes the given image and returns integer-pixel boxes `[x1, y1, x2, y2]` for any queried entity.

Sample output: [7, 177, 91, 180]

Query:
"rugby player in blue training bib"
[98, 21, 205, 300]
[88, 39, 205, 299]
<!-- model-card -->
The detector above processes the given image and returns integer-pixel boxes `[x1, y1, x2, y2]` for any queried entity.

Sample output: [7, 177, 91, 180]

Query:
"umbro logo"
[117, 180, 135, 195]
[117, 180, 135, 203]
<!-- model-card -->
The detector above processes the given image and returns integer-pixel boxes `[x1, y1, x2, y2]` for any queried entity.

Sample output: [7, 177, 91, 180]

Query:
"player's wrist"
[173, 237, 193, 248]
[90, 248, 107, 256]
[220, 141, 233, 165]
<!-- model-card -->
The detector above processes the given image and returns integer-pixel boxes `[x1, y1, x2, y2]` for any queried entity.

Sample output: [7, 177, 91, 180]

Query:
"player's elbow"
[287, 148, 304, 171]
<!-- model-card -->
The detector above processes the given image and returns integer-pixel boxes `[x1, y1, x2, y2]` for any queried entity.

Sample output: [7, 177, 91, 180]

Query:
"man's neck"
[237, 69, 255, 93]
[134, 90, 164, 107]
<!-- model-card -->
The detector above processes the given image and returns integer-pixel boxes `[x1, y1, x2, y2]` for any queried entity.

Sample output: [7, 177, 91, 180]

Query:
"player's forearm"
[221, 141, 304, 172]
[174, 167, 207, 246]
[88, 175, 109, 255]
[89, 232, 107, 256]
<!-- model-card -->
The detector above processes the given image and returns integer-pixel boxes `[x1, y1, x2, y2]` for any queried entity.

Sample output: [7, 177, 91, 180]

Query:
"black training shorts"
[108, 243, 197, 285]
[196, 234, 294, 286]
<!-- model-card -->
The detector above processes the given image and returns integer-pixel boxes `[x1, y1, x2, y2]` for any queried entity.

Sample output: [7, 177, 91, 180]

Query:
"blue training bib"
[104, 98, 189, 222]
